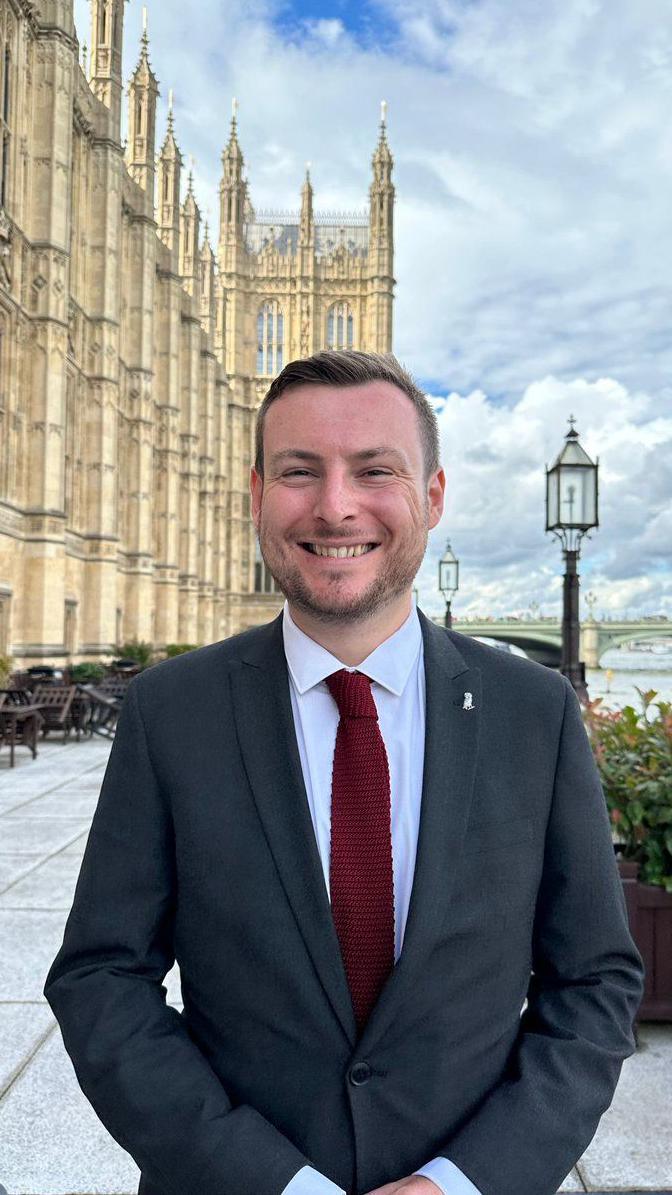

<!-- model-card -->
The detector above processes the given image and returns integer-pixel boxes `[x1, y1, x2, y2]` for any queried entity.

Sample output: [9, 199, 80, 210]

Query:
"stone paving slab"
[0, 853, 84, 910]
[61, 830, 90, 856]
[0, 853, 45, 891]
[0, 791, 44, 815]
[4, 791, 100, 819]
[558, 1170, 585, 1191]
[0, 816, 91, 856]
[0, 910, 74, 1002]
[0, 1027, 142, 1194]
[577, 1025, 672, 1191]
[0, 1005, 54, 1096]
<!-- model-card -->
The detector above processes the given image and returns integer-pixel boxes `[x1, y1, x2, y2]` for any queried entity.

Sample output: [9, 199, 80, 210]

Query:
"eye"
[363, 469, 392, 476]
[283, 469, 313, 477]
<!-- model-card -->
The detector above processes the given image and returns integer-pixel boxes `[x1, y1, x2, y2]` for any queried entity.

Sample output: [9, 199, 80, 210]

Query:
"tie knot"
[325, 669, 378, 719]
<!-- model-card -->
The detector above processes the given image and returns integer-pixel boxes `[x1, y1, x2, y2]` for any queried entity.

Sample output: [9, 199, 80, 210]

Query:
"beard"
[256, 513, 429, 625]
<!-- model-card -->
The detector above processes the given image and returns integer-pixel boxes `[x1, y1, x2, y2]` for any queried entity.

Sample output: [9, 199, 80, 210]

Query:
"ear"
[427, 467, 445, 530]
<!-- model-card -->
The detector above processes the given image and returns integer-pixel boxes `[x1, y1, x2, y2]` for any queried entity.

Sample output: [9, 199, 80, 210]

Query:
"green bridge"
[432, 616, 672, 668]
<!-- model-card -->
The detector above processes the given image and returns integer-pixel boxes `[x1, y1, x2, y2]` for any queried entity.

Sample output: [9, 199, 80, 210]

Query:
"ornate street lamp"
[545, 416, 599, 703]
[438, 540, 459, 629]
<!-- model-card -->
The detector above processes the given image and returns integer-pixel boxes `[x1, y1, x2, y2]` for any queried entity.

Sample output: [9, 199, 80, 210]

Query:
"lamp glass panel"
[558, 466, 588, 527]
[546, 467, 559, 527]
[440, 560, 458, 592]
[583, 467, 597, 524]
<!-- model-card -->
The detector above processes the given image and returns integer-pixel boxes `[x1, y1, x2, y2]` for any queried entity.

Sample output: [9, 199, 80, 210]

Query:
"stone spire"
[219, 98, 246, 251]
[180, 164, 201, 298]
[126, 7, 159, 199]
[200, 220, 216, 339]
[369, 99, 394, 251]
[299, 164, 314, 248]
[157, 90, 183, 260]
[367, 102, 395, 353]
[89, 0, 127, 136]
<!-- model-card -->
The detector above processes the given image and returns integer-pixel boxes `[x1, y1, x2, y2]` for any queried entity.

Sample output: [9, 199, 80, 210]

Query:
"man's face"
[250, 381, 445, 623]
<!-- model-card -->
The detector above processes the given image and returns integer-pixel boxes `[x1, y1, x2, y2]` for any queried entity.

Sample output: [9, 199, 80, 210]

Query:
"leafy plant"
[164, 644, 198, 658]
[69, 663, 107, 683]
[584, 688, 672, 892]
[112, 640, 154, 668]
[0, 653, 11, 686]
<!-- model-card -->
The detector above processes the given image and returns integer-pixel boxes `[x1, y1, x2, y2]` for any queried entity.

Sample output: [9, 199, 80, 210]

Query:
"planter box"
[619, 859, 672, 1021]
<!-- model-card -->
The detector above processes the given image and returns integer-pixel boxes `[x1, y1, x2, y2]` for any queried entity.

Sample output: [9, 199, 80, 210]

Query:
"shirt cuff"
[281, 1164, 346, 1195]
[415, 1156, 483, 1195]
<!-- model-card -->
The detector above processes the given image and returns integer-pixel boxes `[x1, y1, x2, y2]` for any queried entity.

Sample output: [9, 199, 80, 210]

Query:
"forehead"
[265, 380, 421, 446]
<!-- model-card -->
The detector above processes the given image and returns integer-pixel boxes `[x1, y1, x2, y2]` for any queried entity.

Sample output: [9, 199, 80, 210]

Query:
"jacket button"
[349, 1061, 372, 1086]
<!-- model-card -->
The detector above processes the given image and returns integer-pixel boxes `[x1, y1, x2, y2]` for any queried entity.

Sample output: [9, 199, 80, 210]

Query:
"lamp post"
[545, 416, 599, 703]
[438, 540, 459, 629]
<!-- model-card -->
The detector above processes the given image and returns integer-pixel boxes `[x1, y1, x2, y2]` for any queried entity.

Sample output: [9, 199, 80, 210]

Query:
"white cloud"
[418, 375, 672, 619]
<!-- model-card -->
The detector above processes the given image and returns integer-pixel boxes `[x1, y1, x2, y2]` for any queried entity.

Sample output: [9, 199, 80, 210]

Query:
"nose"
[311, 471, 358, 525]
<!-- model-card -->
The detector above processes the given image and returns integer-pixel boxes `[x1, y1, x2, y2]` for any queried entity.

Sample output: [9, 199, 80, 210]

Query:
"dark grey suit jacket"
[44, 612, 643, 1195]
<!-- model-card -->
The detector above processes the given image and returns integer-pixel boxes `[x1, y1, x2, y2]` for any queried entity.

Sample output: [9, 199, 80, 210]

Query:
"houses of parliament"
[0, 0, 395, 665]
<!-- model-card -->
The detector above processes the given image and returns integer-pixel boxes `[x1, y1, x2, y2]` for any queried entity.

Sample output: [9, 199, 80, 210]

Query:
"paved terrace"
[0, 738, 670, 1194]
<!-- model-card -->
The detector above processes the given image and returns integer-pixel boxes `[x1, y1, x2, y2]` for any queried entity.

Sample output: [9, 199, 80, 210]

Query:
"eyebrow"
[269, 447, 410, 468]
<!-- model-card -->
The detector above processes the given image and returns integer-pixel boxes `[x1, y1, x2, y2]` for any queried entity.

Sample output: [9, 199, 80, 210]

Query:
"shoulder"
[129, 617, 282, 706]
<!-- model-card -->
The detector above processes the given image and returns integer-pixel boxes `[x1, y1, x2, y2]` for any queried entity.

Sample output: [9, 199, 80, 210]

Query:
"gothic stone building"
[0, 0, 394, 665]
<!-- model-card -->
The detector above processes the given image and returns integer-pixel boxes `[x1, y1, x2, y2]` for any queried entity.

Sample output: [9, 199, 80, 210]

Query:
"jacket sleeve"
[44, 679, 309, 1195]
[438, 676, 644, 1195]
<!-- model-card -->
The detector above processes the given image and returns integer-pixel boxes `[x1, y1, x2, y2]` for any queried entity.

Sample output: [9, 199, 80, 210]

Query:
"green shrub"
[0, 654, 11, 686]
[584, 689, 672, 892]
[113, 640, 154, 668]
[164, 644, 198, 658]
[70, 663, 107, 683]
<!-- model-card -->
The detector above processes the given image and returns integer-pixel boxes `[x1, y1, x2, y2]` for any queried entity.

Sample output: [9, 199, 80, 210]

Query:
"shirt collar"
[282, 599, 422, 697]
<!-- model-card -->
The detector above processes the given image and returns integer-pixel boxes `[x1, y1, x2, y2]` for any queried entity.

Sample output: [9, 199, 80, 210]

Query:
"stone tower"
[0, 4, 395, 666]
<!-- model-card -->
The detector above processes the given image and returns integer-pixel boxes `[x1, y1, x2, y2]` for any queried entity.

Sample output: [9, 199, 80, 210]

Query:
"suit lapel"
[230, 611, 481, 1053]
[230, 615, 357, 1046]
[357, 612, 482, 1054]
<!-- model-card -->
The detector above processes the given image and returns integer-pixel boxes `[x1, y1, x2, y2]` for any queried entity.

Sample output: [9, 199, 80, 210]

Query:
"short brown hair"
[254, 349, 440, 481]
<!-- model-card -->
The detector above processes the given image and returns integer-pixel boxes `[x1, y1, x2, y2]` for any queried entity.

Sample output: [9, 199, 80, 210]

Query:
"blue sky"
[73, 0, 672, 620]
[270, 0, 399, 47]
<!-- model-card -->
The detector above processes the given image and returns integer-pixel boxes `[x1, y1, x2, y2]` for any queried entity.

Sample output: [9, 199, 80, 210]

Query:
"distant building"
[0, 0, 395, 665]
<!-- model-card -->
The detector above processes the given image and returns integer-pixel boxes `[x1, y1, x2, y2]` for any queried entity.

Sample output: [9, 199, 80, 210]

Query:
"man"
[45, 350, 643, 1195]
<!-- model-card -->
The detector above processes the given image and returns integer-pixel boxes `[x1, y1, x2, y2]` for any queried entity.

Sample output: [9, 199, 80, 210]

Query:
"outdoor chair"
[0, 688, 35, 706]
[29, 684, 77, 743]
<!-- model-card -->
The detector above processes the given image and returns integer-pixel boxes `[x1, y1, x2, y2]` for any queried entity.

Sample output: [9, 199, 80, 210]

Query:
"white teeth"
[306, 543, 375, 558]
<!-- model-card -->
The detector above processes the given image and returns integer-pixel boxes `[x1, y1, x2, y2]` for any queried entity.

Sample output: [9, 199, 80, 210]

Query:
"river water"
[585, 647, 672, 711]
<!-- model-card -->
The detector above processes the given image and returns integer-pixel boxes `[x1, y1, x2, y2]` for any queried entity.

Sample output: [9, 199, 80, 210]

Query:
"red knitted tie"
[326, 669, 395, 1033]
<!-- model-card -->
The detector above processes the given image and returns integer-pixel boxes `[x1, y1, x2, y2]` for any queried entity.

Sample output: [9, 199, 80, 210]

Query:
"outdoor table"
[0, 704, 45, 768]
[81, 686, 122, 738]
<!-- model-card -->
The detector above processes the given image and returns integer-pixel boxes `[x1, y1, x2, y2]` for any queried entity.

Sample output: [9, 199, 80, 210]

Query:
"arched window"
[135, 94, 143, 136]
[326, 301, 354, 351]
[256, 300, 284, 376]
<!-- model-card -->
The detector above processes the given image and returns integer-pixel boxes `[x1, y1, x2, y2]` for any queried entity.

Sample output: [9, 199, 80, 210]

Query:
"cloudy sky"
[74, 0, 672, 620]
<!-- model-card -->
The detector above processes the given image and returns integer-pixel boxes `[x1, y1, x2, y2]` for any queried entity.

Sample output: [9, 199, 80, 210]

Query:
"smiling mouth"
[300, 543, 379, 559]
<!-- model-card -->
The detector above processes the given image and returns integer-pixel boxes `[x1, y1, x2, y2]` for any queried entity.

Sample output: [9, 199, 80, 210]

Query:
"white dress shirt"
[279, 602, 481, 1195]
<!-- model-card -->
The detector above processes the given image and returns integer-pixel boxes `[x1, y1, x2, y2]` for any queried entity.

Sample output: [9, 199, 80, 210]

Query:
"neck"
[287, 593, 414, 666]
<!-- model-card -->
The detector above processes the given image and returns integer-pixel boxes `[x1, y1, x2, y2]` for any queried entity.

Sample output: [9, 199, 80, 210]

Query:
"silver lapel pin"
[462, 691, 475, 711]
